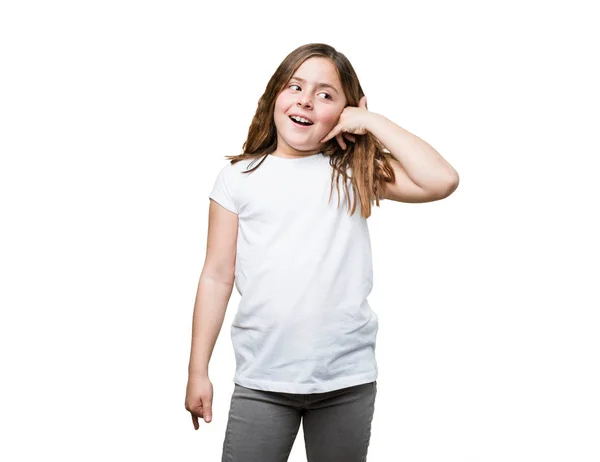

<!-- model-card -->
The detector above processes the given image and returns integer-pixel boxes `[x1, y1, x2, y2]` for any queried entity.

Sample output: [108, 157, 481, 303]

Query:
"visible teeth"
[291, 115, 312, 125]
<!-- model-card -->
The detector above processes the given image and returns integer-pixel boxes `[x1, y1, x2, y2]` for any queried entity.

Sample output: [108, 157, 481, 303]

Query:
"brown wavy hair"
[222, 43, 396, 219]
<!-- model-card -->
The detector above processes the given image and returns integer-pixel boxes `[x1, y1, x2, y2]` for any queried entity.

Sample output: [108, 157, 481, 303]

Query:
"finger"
[204, 403, 212, 423]
[359, 95, 368, 110]
[192, 413, 199, 430]
[320, 125, 341, 144]
[343, 133, 356, 142]
[336, 132, 347, 150]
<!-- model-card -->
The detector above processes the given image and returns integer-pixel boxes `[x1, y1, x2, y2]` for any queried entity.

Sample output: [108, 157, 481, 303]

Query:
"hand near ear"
[320, 96, 369, 150]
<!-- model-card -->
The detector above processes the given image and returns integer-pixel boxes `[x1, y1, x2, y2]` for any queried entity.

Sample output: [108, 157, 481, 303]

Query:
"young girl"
[185, 43, 459, 461]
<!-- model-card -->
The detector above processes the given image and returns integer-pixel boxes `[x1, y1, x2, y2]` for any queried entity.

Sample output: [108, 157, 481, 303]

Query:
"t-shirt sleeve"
[208, 164, 238, 214]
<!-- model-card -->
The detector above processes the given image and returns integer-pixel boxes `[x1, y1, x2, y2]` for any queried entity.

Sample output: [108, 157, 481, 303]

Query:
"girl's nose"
[297, 96, 313, 109]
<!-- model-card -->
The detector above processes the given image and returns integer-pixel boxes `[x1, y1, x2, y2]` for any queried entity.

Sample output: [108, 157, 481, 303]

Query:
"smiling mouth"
[289, 116, 313, 127]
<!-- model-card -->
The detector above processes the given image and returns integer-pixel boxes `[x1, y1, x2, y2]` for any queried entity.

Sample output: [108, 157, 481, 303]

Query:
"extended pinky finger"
[336, 133, 347, 150]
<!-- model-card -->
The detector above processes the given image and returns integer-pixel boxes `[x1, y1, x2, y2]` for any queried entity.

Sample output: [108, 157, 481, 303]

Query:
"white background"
[1, 0, 599, 461]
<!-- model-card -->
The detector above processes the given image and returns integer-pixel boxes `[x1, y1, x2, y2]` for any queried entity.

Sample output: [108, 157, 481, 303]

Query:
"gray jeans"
[221, 380, 377, 462]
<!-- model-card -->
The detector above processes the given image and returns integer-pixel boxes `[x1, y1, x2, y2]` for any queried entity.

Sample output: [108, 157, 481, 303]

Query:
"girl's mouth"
[289, 115, 313, 128]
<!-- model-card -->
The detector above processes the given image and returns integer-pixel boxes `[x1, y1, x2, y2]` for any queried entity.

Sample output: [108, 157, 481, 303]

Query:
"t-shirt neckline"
[267, 152, 323, 161]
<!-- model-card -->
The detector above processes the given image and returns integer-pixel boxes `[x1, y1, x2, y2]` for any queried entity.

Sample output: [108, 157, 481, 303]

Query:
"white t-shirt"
[208, 151, 379, 394]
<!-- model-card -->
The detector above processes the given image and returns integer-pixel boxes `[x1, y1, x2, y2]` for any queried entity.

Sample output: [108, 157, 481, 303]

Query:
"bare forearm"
[365, 112, 459, 188]
[187, 273, 234, 378]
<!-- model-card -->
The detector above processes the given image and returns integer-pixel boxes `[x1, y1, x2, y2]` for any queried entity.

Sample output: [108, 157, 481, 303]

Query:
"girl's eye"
[289, 84, 332, 100]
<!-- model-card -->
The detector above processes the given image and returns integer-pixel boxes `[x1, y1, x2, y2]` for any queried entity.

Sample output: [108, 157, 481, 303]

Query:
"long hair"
[223, 43, 396, 219]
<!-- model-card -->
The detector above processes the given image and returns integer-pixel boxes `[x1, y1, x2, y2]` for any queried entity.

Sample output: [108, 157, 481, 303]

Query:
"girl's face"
[273, 57, 347, 157]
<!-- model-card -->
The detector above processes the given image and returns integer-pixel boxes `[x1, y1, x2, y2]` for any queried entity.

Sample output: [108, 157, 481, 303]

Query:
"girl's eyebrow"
[290, 76, 339, 95]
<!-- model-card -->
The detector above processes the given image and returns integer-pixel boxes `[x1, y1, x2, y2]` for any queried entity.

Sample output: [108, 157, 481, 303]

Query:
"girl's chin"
[284, 133, 317, 144]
